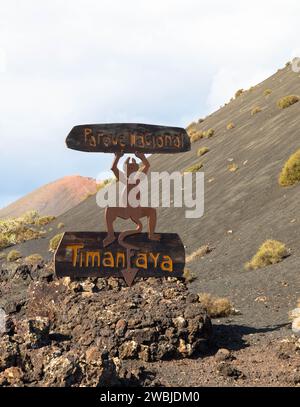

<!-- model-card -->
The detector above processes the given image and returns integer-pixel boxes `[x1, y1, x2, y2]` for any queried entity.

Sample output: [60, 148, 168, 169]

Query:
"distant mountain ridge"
[0, 175, 98, 219]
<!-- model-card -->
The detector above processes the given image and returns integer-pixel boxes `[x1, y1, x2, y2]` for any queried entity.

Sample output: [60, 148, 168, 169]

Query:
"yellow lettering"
[119, 134, 126, 147]
[165, 135, 172, 146]
[161, 255, 173, 272]
[66, 244, 84, 267]
[173, 135, 180, 148]
[149, 252, 160, 268]
[103, 251, 114, 267]
[156, 136, 164, 148]
[136, 253, 147, 269]
[84, 128, 96, 147]
[116, 252, 125, 267]
[136, 135, 145, 147]
[85, 251, 101, 267]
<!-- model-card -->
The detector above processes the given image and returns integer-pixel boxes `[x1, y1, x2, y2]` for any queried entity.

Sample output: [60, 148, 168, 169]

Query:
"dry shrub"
[186, 244, 213, 263]
[184, 163, 203, 173]
[263, 89, 272, 97]
[251, 106, 262, 116]
[235, 89, 244, 98]
[278, 149, 300, 186]
[0, 210, 53, 250]
[226, 122, 235, 130]
[25, 253, 43, 264]
[189, 128, 214, 142]
[198, 293, 233, 318]
[183, 268, 197, 283]
[245, 239, 289, 270]
[36, 216, 56, 226]
[277, 95, 299, 109]
[186, 121, 197, 131]
[7, 250, 22, 262]
[190, 131, 203, 143]
[228, 163, 238, 172]
[197, 147, 209, 157]
[203, 128, 215, 138]
[57, 222, 65, 229]
[49, 233, 64, 252]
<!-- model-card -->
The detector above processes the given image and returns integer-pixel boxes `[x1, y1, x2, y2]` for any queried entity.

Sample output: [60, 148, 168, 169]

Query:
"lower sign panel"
[55, 232, 185, 280]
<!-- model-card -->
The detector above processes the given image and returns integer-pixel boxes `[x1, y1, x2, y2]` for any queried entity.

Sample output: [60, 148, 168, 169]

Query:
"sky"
[1, 0, 300, 209]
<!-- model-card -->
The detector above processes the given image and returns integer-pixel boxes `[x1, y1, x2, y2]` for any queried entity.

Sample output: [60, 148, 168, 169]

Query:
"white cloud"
[1, 0, 300, 206]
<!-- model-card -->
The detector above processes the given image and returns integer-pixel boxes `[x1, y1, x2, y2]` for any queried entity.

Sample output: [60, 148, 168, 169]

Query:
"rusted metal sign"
[55, 232, 185, 286]
[66, 123, 190, 154]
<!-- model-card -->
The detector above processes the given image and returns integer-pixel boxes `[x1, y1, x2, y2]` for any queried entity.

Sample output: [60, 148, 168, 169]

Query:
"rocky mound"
[0, 260, 212, 386]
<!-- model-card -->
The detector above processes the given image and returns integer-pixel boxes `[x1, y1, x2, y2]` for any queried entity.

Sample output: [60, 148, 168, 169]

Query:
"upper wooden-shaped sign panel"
[66, 123, 191, 154]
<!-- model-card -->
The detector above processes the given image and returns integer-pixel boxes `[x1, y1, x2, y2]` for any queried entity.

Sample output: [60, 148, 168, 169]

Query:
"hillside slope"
[6, 63, 300, 338]
[0, 175, 97, 219]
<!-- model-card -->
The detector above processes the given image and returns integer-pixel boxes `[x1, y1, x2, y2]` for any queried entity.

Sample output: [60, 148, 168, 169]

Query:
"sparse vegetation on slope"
[186, 244, 212, 263]
[49, 233, 64, 252]
[203, 128, 215, 138]
[235, 89, 244, 98]
[263, 89, 272, 97]
[277, 95, 299, 109]
[226, 122, 235, 130]
[36, 215, 56, 226]
[251, 106, 262, 116]
[279, 149, 300, 186]
[197, 147, 209, 157]
[7, 249, 22, 262]
[189, 131, 203, 143]
[24, 253, 43, 264]
[0, 211, 48, 250]
[198, 293, 234, 318]
[245, 240, 289, 270]
[184, 163, 203, 173]
[183, 268, 197, 283]
[228, 163, 239, 172]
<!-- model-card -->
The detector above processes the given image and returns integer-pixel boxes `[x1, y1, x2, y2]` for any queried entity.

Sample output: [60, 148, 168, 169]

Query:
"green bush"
[277, 95, 299, 109]
[279, 149, 300, 186]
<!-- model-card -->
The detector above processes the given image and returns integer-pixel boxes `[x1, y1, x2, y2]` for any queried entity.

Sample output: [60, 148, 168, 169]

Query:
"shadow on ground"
[210, 322, 289, 352]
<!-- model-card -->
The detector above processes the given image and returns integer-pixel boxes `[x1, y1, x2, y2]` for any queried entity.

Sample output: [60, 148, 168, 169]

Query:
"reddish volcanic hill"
[0, 175, 97, 219]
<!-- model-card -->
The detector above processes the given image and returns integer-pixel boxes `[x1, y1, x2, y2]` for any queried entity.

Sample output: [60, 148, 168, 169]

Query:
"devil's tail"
[118, 218, 142, 250]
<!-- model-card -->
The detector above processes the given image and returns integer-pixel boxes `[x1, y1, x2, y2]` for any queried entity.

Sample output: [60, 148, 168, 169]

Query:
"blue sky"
[1, 0, 300, 209]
